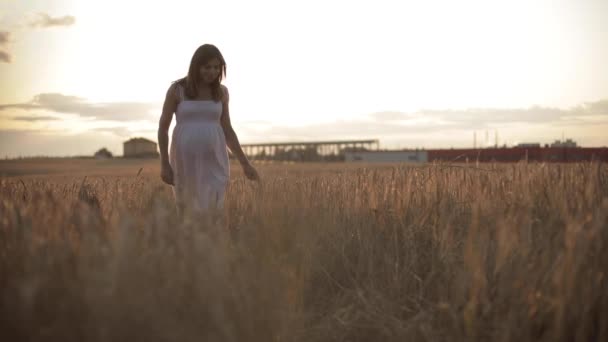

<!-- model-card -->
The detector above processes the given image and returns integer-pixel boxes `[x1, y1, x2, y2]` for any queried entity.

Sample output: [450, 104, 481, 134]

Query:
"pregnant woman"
[158, 44, 259, 216]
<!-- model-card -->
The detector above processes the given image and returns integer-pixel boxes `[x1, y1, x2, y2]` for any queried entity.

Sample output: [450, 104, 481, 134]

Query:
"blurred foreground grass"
[1, 160, 606, 341]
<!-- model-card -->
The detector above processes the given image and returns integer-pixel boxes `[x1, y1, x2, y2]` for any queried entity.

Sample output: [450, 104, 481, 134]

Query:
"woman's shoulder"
[220, 84, 229, 102]
[165, 82, 178, 99]
[167, 78, 186, 99]
[171, 78, 186, 90]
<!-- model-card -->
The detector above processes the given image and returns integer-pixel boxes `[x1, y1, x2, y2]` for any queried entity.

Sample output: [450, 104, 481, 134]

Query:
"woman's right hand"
[242, 162, 260, 181]
[160, 161, 174, 185]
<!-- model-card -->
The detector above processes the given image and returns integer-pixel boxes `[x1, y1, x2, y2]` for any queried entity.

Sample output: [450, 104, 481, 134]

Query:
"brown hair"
[174, 44, 226, 102]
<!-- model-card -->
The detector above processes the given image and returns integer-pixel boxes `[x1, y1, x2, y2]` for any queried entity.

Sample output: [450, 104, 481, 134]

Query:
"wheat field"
[0, 159, 606, 342]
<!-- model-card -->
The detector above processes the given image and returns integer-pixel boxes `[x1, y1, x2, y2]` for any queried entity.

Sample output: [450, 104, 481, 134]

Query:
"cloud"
[11, 115, 60, 122]
[29, 13, 76, 28]
[92, 127, 133, 137]
[368, 111, 416, 122]
[0, 49, 10, 63]
[237, 118, 449, 145]
[574, 99, 608, 115]
[0, 31, 11, 63]
[0, 31, 9, 45]
[234, 99, 608, 146]
[0, 129, 122, 158]
[2, 92, 608, 151]
[0, 12, 76, 63]
[367, 99, 608, 129]
[92, 126, 158, 138]
[0, 93, 160, 121]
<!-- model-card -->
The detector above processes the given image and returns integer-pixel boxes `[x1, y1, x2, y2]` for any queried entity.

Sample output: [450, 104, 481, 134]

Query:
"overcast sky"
[0, 0, 607, 157]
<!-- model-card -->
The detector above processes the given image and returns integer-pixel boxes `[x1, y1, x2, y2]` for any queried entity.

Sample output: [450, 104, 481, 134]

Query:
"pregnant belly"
[172, 124, 225, 156]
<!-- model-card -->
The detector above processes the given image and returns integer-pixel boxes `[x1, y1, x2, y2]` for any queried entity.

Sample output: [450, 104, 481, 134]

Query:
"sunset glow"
[1, 0, 607, 157]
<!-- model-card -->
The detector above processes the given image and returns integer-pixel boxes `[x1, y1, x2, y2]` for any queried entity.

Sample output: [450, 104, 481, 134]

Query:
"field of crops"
[1, 159, 606, 341]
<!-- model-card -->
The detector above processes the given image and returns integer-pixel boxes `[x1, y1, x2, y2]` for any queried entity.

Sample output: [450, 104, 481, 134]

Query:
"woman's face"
[199, 58, 222, 84]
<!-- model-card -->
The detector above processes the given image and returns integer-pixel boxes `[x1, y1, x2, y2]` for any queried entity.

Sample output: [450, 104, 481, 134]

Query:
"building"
[236, 137, 607, 163]
[344, 150, 428, 163]
[241, 139, 379, 162]
[516, 143, 541, 148]
[551, 139, 577, 148]
[123, 137, 159, 158]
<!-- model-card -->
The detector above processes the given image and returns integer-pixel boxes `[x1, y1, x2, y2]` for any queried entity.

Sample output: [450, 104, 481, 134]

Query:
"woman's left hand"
[242, 162, 260, 181]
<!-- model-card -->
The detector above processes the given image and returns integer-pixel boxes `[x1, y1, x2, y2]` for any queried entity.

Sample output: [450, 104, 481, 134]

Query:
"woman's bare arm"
[158, 83, 178, 165]
[219, 85, 251, 166]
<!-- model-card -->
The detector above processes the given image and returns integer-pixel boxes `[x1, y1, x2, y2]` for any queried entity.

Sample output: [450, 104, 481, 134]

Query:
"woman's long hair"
[174, 44, 226, 102]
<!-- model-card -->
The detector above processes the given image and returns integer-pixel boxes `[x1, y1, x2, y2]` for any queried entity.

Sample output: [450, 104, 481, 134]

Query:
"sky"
[0, 0, 607, 157]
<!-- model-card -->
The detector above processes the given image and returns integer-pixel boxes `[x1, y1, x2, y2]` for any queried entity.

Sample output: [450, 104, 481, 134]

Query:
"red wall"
[427, 147, 608, 162]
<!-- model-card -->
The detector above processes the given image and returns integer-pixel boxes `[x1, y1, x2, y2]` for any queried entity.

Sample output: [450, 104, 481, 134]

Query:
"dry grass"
[0, 160, 606, 341]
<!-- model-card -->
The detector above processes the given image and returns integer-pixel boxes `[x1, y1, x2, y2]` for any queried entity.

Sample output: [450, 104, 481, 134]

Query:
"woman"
[158, 43, 259, 215]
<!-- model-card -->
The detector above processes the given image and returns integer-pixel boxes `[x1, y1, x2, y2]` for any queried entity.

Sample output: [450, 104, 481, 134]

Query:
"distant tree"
[94, 147, 113, 159]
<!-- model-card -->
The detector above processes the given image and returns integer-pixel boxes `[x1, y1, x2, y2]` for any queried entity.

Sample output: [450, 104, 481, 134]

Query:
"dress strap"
[177, 84, 185, 101]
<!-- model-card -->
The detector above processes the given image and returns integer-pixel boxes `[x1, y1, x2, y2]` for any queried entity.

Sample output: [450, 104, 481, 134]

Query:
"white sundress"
[169, 84, 230, 212]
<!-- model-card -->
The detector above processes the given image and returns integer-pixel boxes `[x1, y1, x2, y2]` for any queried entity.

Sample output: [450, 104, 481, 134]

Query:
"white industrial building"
[344, 150, 428, 163]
